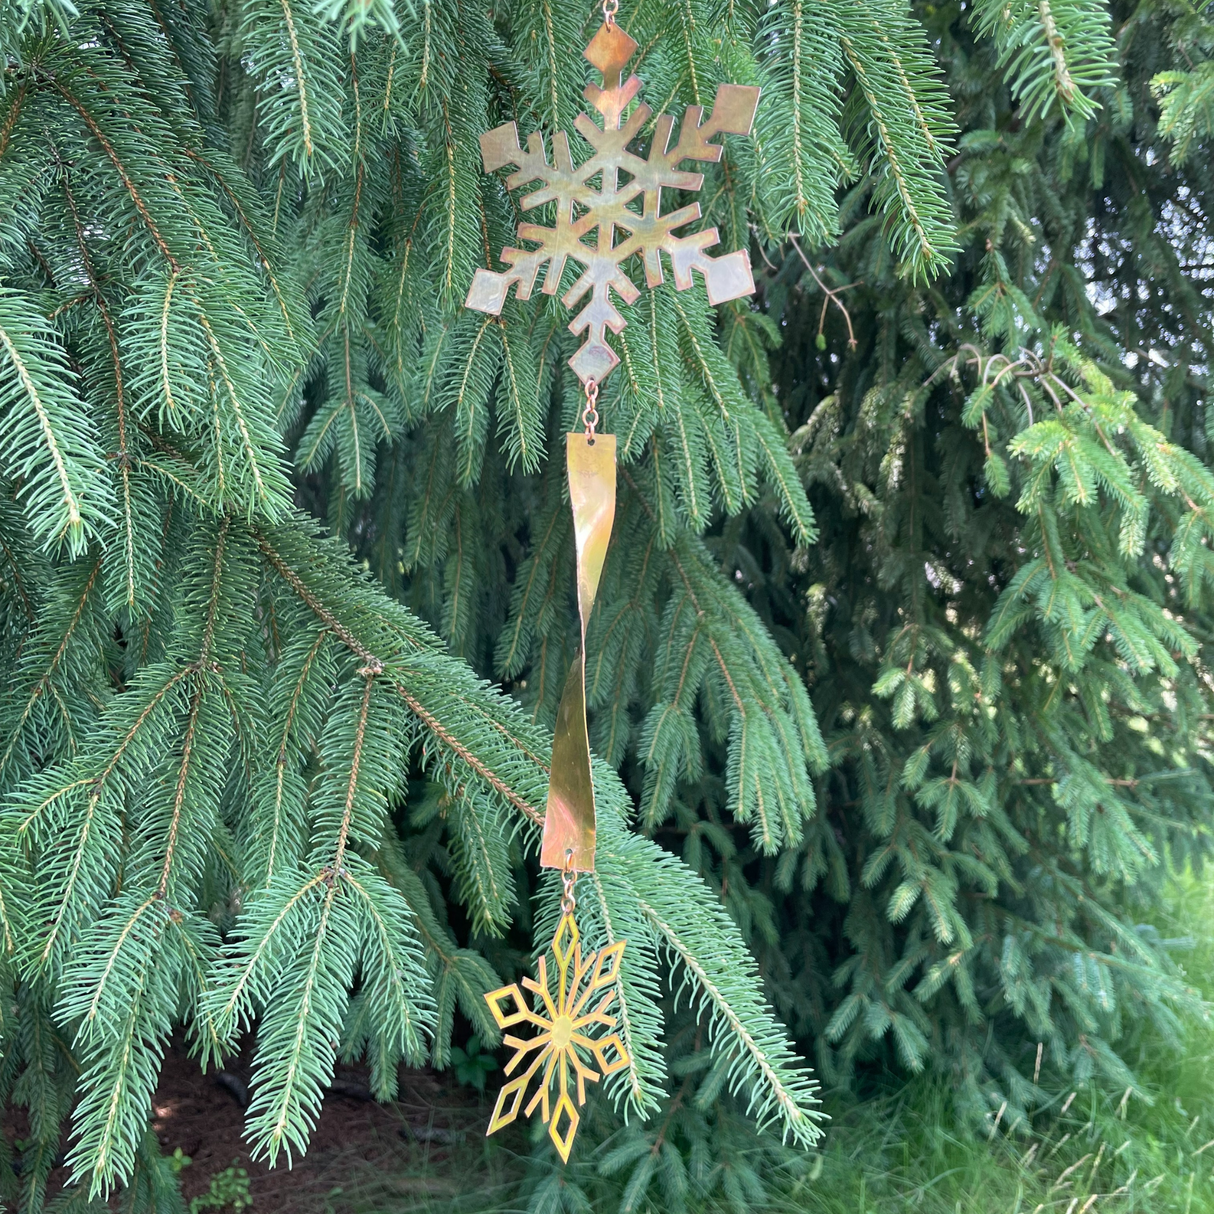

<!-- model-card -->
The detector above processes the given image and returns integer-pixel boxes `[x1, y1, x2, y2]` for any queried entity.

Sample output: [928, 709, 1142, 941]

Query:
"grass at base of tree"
[329, 872, 1214, 1214]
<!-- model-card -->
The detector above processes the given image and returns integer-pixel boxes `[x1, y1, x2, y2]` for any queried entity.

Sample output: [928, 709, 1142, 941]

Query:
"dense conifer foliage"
[755, 0, 1214, 1106]
[0, 0, 1210, 1208]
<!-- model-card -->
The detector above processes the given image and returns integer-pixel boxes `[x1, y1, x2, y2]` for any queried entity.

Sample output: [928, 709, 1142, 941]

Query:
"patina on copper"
[465, 19, 760, 384]
[467, 17, 760, 872]
[472, 3, 759, 1165]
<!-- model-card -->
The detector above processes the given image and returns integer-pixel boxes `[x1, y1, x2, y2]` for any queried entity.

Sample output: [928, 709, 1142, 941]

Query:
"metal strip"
[541, 432, 617, 871]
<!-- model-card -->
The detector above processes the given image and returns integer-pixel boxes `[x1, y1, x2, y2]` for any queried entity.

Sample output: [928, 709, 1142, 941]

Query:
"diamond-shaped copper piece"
[550, 1091, 579, 1160]
[551, 912, 579, 971]
[486, 983, 531, 1029]
[584, 21, 636, 77]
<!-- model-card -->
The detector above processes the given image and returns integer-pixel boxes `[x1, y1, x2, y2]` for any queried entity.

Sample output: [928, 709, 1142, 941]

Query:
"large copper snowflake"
[484, 911, 629, 1161]
[465, 20, 761, 385]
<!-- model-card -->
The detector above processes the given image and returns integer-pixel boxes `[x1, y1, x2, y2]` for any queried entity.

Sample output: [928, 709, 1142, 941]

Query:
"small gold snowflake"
[484, 912, 630, 1161]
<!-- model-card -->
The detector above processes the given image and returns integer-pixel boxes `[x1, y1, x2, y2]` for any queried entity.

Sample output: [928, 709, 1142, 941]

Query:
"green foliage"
[1154, 66, 1214, 162]
[970, 0, 1119, 121]
[448, 1033, 497, 1094]
[0, 0, 1209, 1210]
[0, 287, 112, 555]
[751, 0, 1214, 1131]
[188, 1162, 252, 1214]
[263, 878, 1214, 1214]
[296, 872, 1214, 1213]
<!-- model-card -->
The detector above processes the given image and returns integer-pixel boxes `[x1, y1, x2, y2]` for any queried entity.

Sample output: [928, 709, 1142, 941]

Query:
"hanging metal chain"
[602, 0, 619, 26]
[581, 378, 599, 440]
[561, 849, 578, 915]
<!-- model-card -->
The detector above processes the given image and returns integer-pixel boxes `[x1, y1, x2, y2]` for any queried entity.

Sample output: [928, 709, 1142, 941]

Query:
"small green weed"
[188, 1160, 253, 1214]
[164, 1149, 253, 1214]
[449, 1035, 498, 1095]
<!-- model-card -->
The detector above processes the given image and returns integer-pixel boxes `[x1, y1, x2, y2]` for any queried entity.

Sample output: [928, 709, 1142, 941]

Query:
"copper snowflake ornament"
[473, 8, 757, 1163]
[465, 19, 761, 385]
[484, 909, 630, 1161]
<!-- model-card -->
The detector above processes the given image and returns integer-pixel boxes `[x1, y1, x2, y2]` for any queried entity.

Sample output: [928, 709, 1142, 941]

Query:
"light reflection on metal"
[470, 8, 759, 1165]
[541, 431, 615, 872]
[465, 19, 761, 384]
[483, 904, 629, 1162]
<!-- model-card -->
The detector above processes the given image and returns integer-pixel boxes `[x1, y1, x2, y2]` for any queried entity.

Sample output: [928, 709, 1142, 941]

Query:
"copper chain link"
[582, 378, 599, 439]
[561, 849, 578, 915]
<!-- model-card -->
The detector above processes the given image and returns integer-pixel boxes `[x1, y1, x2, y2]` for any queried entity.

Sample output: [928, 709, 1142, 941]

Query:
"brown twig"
[788, 234, 859, 350]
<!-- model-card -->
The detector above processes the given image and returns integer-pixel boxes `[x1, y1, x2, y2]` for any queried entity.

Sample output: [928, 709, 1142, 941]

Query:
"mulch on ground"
[8, 1036, 499, 1213]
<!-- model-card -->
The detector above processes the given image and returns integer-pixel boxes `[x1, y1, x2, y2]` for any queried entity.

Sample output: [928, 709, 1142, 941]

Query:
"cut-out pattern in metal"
[484, 908, 630, 1162]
